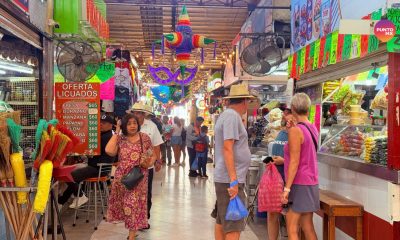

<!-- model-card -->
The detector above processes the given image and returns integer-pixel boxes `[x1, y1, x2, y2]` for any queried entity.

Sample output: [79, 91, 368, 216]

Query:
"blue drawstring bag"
[225, 181, 248, 221]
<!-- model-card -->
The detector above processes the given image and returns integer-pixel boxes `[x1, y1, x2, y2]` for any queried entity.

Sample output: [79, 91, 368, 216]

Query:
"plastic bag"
[190, 157, 198, 171]
[225, 181, 248, 221]
[258, 164, 284, 213]
[371, 87, 388, 110]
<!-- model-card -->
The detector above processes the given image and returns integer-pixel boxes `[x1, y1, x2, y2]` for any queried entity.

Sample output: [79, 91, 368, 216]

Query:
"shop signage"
[55, 83, 101, 155]
[291, 0, 386, 52]
[289, 31, 380, 79]
[374, 20, 396, 42]
[387, 8, 400, 53]
[12, 0, 29, 13]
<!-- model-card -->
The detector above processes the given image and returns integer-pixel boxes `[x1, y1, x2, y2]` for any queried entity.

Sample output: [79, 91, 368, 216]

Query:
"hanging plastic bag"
[225, 181, 248, 221]
[258, 164, 284, 213]
[190, 156, 199, 171]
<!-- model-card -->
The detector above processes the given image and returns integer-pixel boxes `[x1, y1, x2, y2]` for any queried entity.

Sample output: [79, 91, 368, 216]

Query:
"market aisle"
[89, 163, 265, 240]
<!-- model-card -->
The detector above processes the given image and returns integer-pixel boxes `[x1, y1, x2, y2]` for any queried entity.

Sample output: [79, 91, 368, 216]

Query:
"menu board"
[55, 83, 100, 155]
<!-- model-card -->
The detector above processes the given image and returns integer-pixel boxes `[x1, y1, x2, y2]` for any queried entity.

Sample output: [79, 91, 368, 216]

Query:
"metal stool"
[72, 163, 113, 230]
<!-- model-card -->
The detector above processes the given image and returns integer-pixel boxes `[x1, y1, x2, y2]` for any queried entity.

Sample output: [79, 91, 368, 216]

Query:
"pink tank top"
[284, 122, 319, 185]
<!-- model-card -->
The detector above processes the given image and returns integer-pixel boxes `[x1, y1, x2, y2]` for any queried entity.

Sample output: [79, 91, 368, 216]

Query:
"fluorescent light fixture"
[0, 70, 5, 74]
[0, 60, 34, 74]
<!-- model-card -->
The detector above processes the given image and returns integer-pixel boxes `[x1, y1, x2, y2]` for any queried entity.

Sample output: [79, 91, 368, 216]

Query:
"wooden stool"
[319, 190, 363, 240]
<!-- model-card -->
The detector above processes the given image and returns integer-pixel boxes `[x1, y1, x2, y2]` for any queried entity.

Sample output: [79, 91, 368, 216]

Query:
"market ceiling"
[105, 0, 261, 71]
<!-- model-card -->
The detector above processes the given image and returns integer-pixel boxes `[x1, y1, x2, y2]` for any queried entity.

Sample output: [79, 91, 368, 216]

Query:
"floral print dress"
[107, 133, 152, 231]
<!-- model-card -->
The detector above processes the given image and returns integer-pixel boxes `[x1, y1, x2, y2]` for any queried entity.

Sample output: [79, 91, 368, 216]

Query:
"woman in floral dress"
[106, 114, 156, 240]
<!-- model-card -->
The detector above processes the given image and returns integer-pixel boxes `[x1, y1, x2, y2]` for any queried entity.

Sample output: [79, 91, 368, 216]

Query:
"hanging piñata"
[149, 5, 216, 87]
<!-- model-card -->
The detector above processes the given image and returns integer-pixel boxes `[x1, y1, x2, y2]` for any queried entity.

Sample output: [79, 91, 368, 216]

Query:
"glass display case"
[319, 124, 387, 166]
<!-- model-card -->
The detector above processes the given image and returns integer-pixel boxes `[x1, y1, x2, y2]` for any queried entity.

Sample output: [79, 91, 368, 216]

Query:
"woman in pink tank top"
[282, 93, 319, 240]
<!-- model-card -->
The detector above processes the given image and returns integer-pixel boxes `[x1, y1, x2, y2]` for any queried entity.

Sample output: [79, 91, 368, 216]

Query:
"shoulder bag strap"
[297, 122, 318, 152]
[139, 132, 143, 153]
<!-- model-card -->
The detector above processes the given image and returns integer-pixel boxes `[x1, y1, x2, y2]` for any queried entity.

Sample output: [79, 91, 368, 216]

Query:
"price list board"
[55, 83, 101, 155]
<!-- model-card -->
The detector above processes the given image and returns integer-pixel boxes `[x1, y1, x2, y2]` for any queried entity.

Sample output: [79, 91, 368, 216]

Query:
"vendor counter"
[315, 152, 396, 239]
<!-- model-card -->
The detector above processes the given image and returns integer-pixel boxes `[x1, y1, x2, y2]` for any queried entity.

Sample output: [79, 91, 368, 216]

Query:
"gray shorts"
[288, 184, 319, 213]
[214, 182, 246, 233]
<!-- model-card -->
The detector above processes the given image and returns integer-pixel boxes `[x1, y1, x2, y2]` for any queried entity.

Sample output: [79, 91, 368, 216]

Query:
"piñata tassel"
[152, 43, 155, 60]
[161, 35, 165, 55]
[214, 41, 217, 59]
[201, 48, 204, 64]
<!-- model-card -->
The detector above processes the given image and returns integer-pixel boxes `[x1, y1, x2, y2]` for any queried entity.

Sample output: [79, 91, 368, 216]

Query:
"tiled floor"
[60, 162, 270, 239]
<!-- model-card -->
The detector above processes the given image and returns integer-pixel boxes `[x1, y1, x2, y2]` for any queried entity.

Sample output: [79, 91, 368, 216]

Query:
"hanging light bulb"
[136, 54, 139, 58]
[232, 50, 235, 55]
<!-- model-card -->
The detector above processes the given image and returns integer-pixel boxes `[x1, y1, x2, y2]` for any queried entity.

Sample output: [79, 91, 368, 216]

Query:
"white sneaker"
[171, 163, 180, 167]
[69, 194, 88, 209]
[180, 161, 185, 167]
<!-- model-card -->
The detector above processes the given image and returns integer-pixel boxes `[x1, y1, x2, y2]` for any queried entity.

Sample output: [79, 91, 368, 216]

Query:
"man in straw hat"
[213, 83, 256, 240]
[127, 102, 164, 228]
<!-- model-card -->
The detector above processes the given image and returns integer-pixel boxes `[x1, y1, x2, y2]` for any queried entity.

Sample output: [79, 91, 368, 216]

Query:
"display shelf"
[318, 152, 400, 183]
[7, 101, 38, 105]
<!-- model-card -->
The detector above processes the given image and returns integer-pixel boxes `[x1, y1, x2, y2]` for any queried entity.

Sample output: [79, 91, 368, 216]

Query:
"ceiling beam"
[105, 0, 248, 8]
[107, 7, 247, 14]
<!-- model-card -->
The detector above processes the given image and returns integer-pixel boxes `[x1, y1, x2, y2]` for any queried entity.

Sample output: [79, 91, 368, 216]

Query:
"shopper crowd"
[55, 83, 320, 240]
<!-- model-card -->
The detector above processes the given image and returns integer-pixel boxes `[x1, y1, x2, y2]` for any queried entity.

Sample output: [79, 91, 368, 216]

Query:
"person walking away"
[162, 115, 173, 165]
[266, 110, 293, 240]
[58, 114, 115, 209]
[106, 114, 156, 240]
[127, 102, 164, 227]
[170, 116, 183, 167]
[180, 118, 187, 166]
[213, 83, 255, 240]
[194, 125, 210, 178]
[186, 116, 204, 177]
[282, 93, 319, 240]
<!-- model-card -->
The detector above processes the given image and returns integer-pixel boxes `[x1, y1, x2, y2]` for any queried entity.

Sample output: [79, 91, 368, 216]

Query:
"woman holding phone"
[106, 114, 156, 240]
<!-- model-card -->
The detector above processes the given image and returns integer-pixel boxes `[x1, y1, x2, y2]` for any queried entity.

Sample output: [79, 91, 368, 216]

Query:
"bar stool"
[72, 163, 113, 230]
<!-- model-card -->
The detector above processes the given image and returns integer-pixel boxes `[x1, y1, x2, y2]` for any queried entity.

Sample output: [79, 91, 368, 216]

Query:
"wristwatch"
[284, 187, 291, 193]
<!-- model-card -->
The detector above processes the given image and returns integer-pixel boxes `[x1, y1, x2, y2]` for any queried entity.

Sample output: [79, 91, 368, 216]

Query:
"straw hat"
[126, 102, 153, 115]
[223, 83, 256, 99]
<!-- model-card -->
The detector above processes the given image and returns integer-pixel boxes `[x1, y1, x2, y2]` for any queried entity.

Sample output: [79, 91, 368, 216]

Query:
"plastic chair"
[72, 163, 113, 230]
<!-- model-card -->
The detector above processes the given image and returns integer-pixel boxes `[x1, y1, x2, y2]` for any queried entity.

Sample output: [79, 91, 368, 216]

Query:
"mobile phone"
[262, 156, 273, 164]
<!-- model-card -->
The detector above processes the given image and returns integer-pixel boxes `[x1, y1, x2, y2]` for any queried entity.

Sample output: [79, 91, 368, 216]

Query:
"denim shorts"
[171, 136, 182, 145]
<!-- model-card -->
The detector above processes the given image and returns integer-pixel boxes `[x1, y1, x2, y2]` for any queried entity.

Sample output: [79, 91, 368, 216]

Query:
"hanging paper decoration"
[161, 5, 216, 76]
[149, 5, 216, 89]
[196, 98, 206, 110]
[170, 85, 189, 103]
[96, 62, 115, 82]
[100, 77, 115, 100]
[151, 86, 170, 104]
[148, 65, 198, 85]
